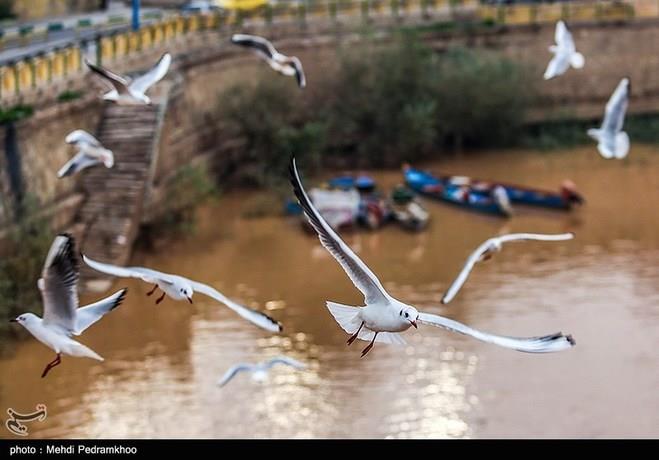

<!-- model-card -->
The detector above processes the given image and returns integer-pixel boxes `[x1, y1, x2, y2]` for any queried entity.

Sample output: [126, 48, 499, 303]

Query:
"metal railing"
[0, 0, 655, 102]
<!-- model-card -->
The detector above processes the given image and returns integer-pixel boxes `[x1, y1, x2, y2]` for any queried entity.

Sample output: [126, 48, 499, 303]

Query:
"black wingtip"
[111, 288, 128, 311]
[566, 334, 576, 346]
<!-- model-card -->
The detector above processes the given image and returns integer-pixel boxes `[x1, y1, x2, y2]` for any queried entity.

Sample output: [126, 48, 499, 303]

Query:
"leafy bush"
[216, 35, 535, 181]
[219, 75, 325, 186]
[57, 89, 84, 103]
[0, 104, 34, 124]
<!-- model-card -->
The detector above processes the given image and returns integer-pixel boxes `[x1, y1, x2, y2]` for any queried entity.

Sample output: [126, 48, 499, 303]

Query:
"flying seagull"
[441, 232, 575, 305]
[217, 356, 307, 387]
[9, 234, 127, 378]
[587, 78, 631, 159]
[290, 156, 575, 357]
[57, 130, 113, 178]
[230, 34, 306, 88]
[82, 255, 282, 333]
[85, 53, 171, 105]
[544, 20, 585, 80]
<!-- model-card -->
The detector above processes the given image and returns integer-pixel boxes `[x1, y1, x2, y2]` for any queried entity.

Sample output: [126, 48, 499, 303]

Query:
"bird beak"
[9, 318, 17, 323]
[187, 297, 193, 304]
[410, 319, 418, 329]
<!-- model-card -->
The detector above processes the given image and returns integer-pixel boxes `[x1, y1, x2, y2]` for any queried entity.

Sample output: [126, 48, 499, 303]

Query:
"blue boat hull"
[404, 169, 510, 217]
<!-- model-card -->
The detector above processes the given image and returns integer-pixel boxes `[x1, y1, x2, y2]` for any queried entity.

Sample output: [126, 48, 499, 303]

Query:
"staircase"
[77, 102, 165, 291]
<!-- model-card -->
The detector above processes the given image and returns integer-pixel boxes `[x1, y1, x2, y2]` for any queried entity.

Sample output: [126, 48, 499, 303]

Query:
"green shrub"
[0, 104, 34, 124]
[57, 89, 84, 103]
[219, 74, 325, 186]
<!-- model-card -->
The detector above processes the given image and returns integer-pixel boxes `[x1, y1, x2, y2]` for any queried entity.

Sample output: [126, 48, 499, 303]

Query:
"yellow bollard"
[51, 51, 65, 80]
[100, 36, 114, 62]
[188, 14, 200, 32]
[16, 61, 32, 91]
[114, 33, 128, 58]
[141, 27, 153, 49]
[1, 66, 18, 97]
[33, 56, 49, 86]
[128, 31, 140, 53]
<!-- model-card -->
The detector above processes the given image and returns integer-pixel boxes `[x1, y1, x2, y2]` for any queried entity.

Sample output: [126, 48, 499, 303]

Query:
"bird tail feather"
[614, 132, 630, 159]
[326, 302, 407, 345]
[66, 340, 104, 361]
[570, 52, 585, 69]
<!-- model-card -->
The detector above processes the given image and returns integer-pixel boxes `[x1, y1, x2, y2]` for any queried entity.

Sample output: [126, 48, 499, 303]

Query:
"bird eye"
[405, 313, 409, 318]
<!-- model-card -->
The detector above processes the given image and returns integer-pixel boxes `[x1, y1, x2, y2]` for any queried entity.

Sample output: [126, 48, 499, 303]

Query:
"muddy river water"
[1, 146, 658, 438]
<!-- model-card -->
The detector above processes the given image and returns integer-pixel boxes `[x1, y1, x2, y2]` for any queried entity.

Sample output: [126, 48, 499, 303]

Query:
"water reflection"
[1, 146, 658, 438]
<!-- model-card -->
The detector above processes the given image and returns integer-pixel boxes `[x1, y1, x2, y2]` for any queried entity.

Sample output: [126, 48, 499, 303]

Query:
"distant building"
[8, 0, 102, 20]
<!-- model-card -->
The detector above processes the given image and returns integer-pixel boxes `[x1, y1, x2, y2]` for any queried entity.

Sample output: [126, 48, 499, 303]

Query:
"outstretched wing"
[65, 129, 101, 148]
[290, 57, 306, 88]
[217, 363, 255, 387]
[57, 152, 101, 178]
[85, 58, 130, 94]
[602, 78, 630, 134]
[130, 53, 171, 95]
[264, 356, 307, 370]
[74, 288, 127, 335]
[418, 312, 575, 353]
[289, 156, 390, 306]
[82, 255, 175, 285]
[496, 232, 575, 244]
[555, 20, 575, 52]
[441, 240, 492, 304]
[189, 281, 282, 333]
[41, 234, 80, 333]
[231, 34, 277, 60]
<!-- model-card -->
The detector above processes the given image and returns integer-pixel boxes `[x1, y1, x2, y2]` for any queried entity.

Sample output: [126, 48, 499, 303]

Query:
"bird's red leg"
[361, 333, 378, 358]
[41, 353, 62, 378]
[155, 292, 166, 305]
[146, 284, 158, 296]
[347, 322, 364, 346]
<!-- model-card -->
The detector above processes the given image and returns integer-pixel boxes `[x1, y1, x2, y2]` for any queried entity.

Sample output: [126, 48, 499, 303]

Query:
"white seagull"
[9, 234, 127, 378]
[85, 53, 171, 105]
[544, 20, 585, 80]
[230, 34, 306, 88]
[587, 78, 631, 159]
[217, 356, 307, 387]
[441, 232, 575, 305]
[82, 255, 282, 333]
[57, 130, 113, 178]
[290, 157, 575, 356]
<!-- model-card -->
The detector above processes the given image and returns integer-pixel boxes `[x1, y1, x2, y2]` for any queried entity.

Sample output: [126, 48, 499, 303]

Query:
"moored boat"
[404, 166, 513, 217]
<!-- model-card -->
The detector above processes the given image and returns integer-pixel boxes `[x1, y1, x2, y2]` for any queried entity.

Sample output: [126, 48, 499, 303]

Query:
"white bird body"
[10, 234, 127, 377]
[58, 130, 113, 178]
[82, 255, 282, 333]
[231, 34, 306, 88]
[587, 78, 631, 159]
[85, 53, 171, 105]
[217, 356, 307, 387]
[441, 232, 575, 304]
[544, 21, 584, 80]
[290, 157, 575, 356]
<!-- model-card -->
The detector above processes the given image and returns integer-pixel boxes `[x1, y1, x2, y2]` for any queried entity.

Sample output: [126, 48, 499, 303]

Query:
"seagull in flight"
[217, 356, 307, 387]
[9, 234, 127, 378]
[57, 130, 113, 178]
[85, 53, 171, 105]
[587, 78, 631, 159]
[544, 20, 585, 80]
[290, 156, 575, 356]
[441, 232, 575, 304]
[82, 255, 282, 333]
[230, 34, 306, 88]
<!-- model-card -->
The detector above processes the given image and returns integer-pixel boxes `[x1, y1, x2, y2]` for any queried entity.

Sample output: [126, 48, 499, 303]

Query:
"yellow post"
[100, 36, 114, 62]
[16, 61, 32, 90]
[1, 66, 18, 97]
[33, 56, 49, 86]
[51, 51, 65, 80]
[128, 31, 140, 53]
[141, 27, 153, 49]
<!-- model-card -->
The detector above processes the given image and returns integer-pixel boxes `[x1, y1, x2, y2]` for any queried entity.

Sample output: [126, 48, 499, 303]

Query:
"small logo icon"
[5, 404, 47, 436]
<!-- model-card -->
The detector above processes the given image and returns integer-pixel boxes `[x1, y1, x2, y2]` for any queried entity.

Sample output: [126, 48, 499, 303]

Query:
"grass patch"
[0, 104, 34, 124]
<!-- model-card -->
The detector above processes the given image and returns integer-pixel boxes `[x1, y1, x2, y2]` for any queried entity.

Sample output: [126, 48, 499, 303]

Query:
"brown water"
[1, 146, 658, 439]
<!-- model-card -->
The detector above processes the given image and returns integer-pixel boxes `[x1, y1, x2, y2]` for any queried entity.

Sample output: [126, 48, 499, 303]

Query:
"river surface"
[1, 146, 658, 439]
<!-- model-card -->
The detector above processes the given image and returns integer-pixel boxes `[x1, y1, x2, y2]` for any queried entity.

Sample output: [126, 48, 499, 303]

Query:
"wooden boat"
[404, 167, 513, 217]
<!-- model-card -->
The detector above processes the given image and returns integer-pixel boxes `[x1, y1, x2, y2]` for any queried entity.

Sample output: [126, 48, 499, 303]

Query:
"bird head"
[398, 306, 419, 329]
[10, 313, 38, 328]
[176, 283, 193, 304]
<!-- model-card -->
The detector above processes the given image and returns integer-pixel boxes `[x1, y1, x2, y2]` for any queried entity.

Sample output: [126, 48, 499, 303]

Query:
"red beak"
[187, 297, 193, 304]
[410, 320, 418, 329]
